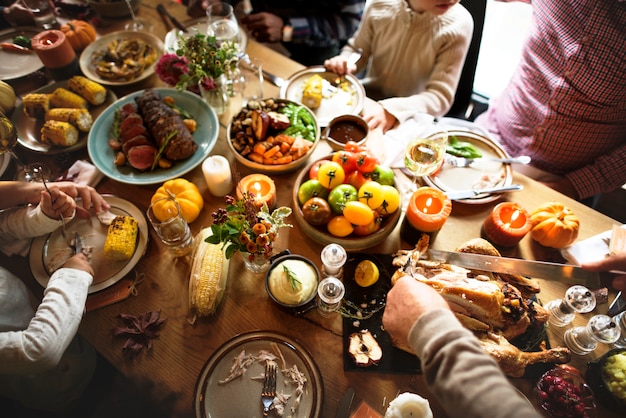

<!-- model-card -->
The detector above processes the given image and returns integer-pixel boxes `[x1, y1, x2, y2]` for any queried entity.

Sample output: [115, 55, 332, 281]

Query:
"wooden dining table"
[1, 2, 624, 417]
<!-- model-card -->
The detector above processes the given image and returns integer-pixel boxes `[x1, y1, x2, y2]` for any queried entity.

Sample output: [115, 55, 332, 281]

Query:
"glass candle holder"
[544, 285, 596, 327]
[564, 314, 621, 355]
[320, 243, 347, 278]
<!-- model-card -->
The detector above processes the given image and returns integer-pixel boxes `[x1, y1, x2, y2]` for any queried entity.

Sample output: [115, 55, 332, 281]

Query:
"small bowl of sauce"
[323, 114, 369, 151]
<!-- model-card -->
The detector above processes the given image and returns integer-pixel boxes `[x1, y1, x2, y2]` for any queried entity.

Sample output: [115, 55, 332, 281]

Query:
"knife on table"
[335, 387, 355, 418]
[426, 249, 604, 288]
[445, 184, 523, 200]
[157, 4, 187, 33]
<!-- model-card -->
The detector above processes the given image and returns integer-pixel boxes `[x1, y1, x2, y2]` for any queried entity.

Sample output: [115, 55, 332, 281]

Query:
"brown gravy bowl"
[323, 114, 369, 151]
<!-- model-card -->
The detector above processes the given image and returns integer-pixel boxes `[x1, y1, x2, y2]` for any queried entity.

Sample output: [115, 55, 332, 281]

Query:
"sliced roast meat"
[127, 144, 158, 171]
[122, 135, 153, 154]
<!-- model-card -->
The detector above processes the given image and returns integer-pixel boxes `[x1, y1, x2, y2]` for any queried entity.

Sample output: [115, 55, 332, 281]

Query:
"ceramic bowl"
[265, 252, 320, 312]
[322, 114, 369, 151]
[89, 0, 140, 18]
[227, 98, 320, 174]
[534, 366, 596, 418]
[292, 155, 402, 252]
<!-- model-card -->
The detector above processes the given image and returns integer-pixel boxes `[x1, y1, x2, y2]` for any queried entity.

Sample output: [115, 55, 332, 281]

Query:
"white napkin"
[383, 114, 435, 168]
[57, 160, 104, 187]
[561, 224, 626, 265]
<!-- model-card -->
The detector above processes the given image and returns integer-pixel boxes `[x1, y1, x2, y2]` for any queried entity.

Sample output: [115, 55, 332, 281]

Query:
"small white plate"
[29, 195, 149, 294]
[280, 66, 365, 127]
[80, 31, 164, 86]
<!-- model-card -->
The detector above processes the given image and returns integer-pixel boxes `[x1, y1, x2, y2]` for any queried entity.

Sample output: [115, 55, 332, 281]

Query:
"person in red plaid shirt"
[476, 0, 626, 202]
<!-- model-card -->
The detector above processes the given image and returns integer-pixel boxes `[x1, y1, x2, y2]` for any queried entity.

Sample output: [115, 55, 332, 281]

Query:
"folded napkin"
[561, 224, 626, 265]
[57, 159, 105, 188]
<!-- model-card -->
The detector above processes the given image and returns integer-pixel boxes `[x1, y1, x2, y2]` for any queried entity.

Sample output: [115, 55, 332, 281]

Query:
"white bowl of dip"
[266, 252, 320, 311]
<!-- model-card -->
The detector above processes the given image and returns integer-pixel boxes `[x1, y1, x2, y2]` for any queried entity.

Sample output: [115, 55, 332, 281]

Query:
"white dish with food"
[0, 26, 43, 80]
[29, 195, 148, 294]
[424, 130, 513, 204]
[11, 80, 117, 154]
[279, 66, 365, 127]
[80, 31, 163, 86]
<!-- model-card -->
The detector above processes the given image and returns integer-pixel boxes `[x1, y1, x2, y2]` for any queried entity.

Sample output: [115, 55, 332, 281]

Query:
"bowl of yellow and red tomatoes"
[292, 140, 402, 251]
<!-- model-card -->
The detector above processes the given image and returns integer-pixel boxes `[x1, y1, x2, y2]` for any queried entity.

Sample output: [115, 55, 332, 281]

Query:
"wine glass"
[124, 0, 152, 32]
[206, 2, 240, 44]
[403, 122, 448, 209]
[0, 111, 24, 172]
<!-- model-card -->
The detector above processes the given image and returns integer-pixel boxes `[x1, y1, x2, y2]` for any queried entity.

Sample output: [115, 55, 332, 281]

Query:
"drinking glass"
[233, 57, 263, 105]
[20, 0, 58, 30]
[0, 111, 24, 172]
[123, 0, 152, 32]
[403, 122, 448, 209]
[206, 2, 239, 44]
[146, 197, 193, 257]
[16, 162, 52, 183]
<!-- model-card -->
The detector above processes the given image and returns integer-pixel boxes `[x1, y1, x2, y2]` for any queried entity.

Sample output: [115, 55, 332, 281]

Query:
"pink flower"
[155, 54, 189, 87]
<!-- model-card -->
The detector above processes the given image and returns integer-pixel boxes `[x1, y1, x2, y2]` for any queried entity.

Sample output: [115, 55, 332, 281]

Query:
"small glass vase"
[199, 75, 230, 115]
[242, 252, 271, 274]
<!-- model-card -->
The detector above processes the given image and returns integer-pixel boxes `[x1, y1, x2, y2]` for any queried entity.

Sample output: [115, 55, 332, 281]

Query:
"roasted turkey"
[391, 235, 571, 377]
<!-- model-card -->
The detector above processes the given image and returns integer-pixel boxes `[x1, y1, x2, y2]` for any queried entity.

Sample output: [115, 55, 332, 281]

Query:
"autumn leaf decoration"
[113, 311, 167, 356]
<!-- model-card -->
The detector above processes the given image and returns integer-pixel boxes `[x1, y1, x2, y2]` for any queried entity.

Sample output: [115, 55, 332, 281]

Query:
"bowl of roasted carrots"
[227, 98, 321, 173]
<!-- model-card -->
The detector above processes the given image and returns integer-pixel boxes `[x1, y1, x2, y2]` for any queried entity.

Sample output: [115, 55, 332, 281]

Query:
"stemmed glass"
[403, 122, 448, 209]
[0, 111, 24, 172]
[124, 0, 152, 32]
[206, 2, 240, 44]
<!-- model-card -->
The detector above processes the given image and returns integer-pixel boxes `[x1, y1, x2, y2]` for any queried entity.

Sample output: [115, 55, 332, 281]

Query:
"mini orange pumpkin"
[151, 178, 204, 223]
[60, 20, 96, 52]
[530, 202, 580, 248]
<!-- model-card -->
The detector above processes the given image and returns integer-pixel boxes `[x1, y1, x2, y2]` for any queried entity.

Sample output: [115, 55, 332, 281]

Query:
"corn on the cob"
[302, 74, 324, 109]
[45, 108, 93, 132]
[22, 93, 50, 119]
[188, 228, 230, 321]
[49, 87, 88, 109]
[40, 120, 79, 147]
[67, 76, 107, 106]
[104, 216, 139, 261]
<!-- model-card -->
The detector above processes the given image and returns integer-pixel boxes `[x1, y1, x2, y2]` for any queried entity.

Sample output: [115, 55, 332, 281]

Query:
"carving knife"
[157, 4, 187, 33]
[426, 249, 603, 288]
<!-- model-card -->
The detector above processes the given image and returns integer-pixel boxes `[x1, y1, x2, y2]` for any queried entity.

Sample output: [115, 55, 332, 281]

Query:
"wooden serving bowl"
[292, 155, 402, 251]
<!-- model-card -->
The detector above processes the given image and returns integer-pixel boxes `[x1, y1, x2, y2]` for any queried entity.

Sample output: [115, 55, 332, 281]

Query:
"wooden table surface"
[2, 2, 623, 417]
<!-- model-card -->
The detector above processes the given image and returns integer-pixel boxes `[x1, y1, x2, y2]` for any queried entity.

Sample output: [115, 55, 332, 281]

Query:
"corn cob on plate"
[279, 66, 365, 127]
[29, 195, 149, 294]
[11, 80, 116, 154]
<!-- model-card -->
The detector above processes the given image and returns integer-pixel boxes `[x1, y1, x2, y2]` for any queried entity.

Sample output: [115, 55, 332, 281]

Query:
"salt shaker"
[564, 314, 621, 355]
[544, 285, 596, 327]
[611, 311, 626, 349]
[320, 243, 347, 278]
[317, 276, 345, 317]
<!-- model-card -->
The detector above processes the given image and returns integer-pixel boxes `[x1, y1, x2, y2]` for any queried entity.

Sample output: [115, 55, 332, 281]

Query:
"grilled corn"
[22, 93, 50, 119]
[188, 228, 230, 320]
[45, 108, 93, 132]
[40, 120, 79, 147]
[49, 87, 88, 109]
[67, 75, 107, 106]
[302, 74, 324, 109]
[104, 216, 139, 261]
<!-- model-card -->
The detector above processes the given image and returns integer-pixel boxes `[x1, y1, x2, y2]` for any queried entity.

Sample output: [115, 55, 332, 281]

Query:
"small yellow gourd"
[0, 80, 16, 114]
[530, 202, 580, 248]
[151, 178, 204, 223]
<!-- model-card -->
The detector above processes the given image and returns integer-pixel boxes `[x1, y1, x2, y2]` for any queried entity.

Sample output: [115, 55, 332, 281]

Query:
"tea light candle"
[401, 187, 451, 245]
[31, 30, 79, 80]
[236, 174, 276, 209]
[202, 155, 232, 197]
[482, 202, 532, 247]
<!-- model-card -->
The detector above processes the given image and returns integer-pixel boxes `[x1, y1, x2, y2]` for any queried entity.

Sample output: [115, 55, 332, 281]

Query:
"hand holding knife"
[157, 4, 187, 33]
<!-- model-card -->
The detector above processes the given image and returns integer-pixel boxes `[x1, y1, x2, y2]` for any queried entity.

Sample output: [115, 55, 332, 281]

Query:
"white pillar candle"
[202, 155, 232, 197]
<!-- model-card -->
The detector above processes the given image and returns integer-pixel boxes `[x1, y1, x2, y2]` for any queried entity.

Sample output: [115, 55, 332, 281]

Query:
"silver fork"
[36, 167, 72, 251]
[261, 362, 277, 417]
[445, 155, 531, 168]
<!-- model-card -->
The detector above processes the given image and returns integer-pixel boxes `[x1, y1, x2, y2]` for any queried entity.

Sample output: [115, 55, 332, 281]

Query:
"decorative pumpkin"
[530, 202, 580, 248]
[60, 20, 97, 52]
[0, 80, 16, 114]
[151, 178, 204, 223]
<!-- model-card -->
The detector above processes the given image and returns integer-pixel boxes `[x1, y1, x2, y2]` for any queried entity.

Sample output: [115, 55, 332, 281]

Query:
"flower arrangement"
[155, 33, 239, 94]
[206, 192, 292, 260]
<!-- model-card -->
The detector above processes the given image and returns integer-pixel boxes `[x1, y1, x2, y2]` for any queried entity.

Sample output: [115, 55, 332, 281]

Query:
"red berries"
[535, 368, 594, 418]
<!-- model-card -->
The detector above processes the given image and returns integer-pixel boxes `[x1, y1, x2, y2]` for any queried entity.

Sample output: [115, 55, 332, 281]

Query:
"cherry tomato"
[356, 150, 379, 173]
[332, 150, 358, 174]
[297, 179, 330, 205]
[343, 201, 375, 226]
[327, 216, 354, 237]
[327, 184, 358, 214]
[369, 165, 395, 186]
[317, 161, 346, 189]
[309, 160, 328, 180]
[345, 170, 369, 190]
[376, 185, 401, 216]
[358, 181, 384, 209]
[301, 197, 333, 226]
[353, 214, 382, 236]
[344, 140, 362, 153]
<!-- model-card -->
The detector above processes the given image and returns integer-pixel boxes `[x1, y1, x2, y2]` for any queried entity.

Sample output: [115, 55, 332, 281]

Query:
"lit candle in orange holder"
[236, 174, 277, 209]
[401, 187, 452, 245]
[482, 202, 532, 247]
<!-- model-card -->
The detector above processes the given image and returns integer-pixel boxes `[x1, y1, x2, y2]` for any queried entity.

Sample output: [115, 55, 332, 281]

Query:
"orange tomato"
[327, 216, 354, 237]
[343, 201, 375, 226]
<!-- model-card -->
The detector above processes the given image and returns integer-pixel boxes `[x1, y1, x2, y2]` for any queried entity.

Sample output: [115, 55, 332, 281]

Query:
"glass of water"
[206, 2, 239, 44]
[146, 197, 193, 257]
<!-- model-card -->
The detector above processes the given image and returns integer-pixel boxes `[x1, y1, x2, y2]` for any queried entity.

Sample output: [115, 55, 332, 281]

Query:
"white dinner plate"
[11, 81, 117, 154]
[423, 130, 513, 204]
[30, 195, 149, 294]
[280, 66, 365, 127]
[87, 87, 219, 185]
[163, 17, 248, 53]
[80, 31, 164, 87]
[0, 26, 43, 80]
[194, 331, 323, 418]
